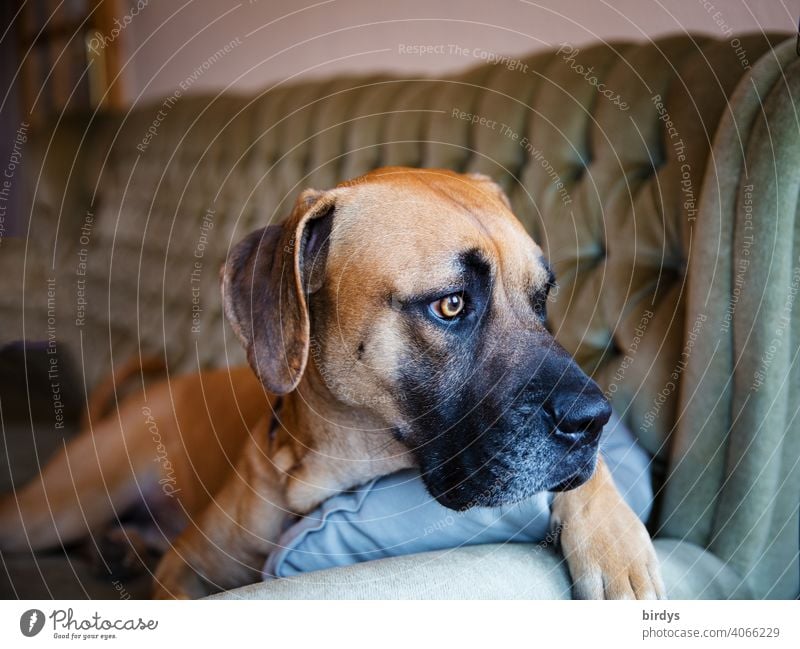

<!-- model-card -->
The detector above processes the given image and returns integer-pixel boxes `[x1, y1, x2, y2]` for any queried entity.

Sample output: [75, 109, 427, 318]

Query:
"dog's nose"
[547, 387, 612, 442]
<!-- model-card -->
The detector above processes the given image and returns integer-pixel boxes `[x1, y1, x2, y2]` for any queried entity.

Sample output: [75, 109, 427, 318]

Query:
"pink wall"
[120, 0, 798, 106]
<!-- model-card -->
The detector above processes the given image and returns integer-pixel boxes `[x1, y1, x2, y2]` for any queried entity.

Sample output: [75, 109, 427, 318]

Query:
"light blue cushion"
[263, 411, 653, 579]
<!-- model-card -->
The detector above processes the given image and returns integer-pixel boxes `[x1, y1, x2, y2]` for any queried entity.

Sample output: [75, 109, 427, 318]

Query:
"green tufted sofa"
[1, 33, 798, 599]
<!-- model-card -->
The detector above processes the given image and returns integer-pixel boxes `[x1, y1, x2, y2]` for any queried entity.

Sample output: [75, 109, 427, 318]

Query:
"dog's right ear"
[221, 189, 336, 394]
[467, 172, 512, 209]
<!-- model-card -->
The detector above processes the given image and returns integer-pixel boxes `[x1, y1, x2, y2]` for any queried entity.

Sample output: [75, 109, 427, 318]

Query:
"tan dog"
[0, 168, 664, 600]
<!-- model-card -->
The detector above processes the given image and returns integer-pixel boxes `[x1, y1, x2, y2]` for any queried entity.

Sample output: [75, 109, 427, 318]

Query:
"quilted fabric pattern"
[1, 34, 796, 597]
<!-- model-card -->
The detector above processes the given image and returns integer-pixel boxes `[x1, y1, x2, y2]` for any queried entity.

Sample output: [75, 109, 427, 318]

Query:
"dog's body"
[0, 168, 664, 599]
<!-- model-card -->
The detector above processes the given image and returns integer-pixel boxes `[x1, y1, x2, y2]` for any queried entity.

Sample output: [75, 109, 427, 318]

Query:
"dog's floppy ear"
[221, 189, 336, 394]
[467, 172, 512, 209]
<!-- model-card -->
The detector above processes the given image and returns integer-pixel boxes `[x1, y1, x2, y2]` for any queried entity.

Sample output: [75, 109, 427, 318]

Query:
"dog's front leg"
[152, 417, 293, 599]
[550, 457, 666, 599]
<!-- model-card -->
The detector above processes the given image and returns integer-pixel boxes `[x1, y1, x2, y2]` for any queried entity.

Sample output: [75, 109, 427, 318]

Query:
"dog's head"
[222, 167, 610, 510]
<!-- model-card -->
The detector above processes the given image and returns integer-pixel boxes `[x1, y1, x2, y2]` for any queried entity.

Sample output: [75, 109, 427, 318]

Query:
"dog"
[0, 167, 664, 599]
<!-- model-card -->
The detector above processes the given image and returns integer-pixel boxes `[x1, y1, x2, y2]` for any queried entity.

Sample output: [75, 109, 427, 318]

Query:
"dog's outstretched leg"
[0, 412, 153, 552]
[0, 357, 163, 553]
[551, 457, 666, 600]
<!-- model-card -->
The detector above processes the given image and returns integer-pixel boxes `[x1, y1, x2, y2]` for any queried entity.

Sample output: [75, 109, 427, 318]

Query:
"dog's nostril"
[549, 397, 611, 439]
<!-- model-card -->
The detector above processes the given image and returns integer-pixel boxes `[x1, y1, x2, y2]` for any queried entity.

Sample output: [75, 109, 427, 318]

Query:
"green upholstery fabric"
[210, 540, 751, 600]
[660, 39, 800, 599]
[1, 33, 797, 598]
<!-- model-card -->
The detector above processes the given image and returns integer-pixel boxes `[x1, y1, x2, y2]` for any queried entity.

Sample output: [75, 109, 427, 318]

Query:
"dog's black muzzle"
[411, 336, 612, 511]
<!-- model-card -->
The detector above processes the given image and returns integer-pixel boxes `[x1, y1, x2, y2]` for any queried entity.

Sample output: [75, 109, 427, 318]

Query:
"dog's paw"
[552, 496, 666, 600]
[152, 550, 211, 600]
[83, 526, 154, 580]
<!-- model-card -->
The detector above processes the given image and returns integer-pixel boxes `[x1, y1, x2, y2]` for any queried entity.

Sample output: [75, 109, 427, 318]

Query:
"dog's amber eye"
[431, 294, 464, 319]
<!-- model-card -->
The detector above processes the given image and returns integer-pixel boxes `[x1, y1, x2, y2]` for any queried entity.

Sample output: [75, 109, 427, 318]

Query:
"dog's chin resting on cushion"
[264, 410, 653, 582]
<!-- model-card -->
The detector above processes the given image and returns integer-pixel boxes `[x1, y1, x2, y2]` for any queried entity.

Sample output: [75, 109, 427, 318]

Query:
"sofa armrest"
[660, 38, 800, 599]
[209, 539, 751, 600]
